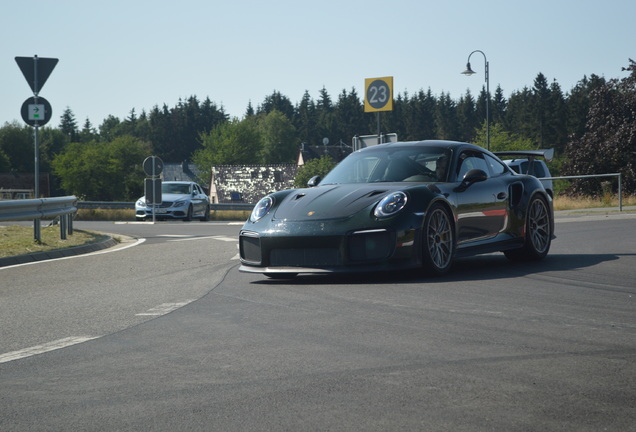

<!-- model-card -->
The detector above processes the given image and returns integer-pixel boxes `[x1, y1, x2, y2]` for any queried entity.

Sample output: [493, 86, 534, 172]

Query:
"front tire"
[200, 205, 210, 221]
[505, 196, 552, 261]
[184, 205, 193, 222]
[422, 203, 455, 276]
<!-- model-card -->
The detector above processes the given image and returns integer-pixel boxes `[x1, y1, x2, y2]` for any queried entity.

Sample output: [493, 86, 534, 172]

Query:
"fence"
[77, 202, 255, 211]
[543, 173, 623, 211]
[0, 196, 78, 241]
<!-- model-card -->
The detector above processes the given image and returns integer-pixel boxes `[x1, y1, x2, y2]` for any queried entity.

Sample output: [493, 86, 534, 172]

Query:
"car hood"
[161, 193, 191, 202]
[139, 193, 190, 203]
[273, 183, 406, 221]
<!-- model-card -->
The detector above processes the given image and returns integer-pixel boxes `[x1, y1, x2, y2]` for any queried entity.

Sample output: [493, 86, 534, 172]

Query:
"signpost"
[15, 55, 58, 242]
[21, 96, 52, 127]
[364, 77, 394, 144]
[143, 156, 163, 223]
[364, 77, 393, 112]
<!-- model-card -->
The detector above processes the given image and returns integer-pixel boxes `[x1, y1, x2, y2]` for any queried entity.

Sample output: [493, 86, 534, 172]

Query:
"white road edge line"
[167, 235, 237, 242]
[0, 238, 146, 271]
[135, 300, 196, 316]
[0, 336, 99, 364]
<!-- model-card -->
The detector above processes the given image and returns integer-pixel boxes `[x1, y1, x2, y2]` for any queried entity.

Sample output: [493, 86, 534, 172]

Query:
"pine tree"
[456, 90, 478, 142]
[79, 118, 97, 143]
[295, 90, 317, 145]
[59, 107, 79, 142]
[491, 85, 507, 125]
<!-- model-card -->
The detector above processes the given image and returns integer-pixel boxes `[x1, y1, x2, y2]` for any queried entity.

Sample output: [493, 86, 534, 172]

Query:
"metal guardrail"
[0, 196, 78, 241]
[542, 173, 623, 211]
[78, 201, 135, 209]
[77, 202, 255, 211]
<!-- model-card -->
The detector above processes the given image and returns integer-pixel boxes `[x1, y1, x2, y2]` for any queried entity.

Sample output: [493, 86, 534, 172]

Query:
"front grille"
[348, 230, 393, 261]
[270, 248, 341, 267]
[240, 234, 262, 264]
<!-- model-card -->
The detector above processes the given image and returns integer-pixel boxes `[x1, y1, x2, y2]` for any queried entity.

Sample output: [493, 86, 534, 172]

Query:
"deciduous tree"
[52, 135, 151, 200]
[563, 60, 636, 196]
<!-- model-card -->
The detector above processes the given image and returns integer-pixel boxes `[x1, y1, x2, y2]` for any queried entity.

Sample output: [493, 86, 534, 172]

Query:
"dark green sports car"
[239, 140, 554, 278]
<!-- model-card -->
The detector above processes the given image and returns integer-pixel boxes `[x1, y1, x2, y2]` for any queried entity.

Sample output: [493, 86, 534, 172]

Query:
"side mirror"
[455, 169, 488, 192]
[307, 175, 321, 187]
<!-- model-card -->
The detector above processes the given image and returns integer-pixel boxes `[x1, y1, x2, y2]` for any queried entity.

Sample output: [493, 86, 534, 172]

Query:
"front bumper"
[239, 227, 420, 274]
[135, 204, 188, 219]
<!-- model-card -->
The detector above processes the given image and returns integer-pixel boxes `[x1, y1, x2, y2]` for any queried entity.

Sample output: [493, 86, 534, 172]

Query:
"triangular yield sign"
[15, 56, 59, 94]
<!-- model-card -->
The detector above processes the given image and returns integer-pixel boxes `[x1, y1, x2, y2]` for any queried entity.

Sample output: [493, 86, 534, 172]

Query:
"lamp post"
[462, 50, 490, 150]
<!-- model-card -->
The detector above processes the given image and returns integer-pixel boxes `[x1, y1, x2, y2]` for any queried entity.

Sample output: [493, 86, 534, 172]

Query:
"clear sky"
[1, 0, 633, 131]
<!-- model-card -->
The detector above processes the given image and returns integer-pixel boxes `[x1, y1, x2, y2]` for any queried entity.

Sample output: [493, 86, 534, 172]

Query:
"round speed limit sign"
[364, 77, 393, 112]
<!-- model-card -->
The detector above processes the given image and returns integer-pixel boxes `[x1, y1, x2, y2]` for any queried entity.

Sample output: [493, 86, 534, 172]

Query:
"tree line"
[1, 60, 634, 200]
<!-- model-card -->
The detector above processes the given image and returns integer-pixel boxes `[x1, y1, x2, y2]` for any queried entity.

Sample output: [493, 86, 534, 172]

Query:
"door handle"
[496, 192, 507, 200]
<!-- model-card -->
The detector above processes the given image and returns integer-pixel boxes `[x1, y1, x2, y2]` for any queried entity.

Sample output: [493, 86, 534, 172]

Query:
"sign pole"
[364, 76, 393, 146]
[33, 56, 41, 242]
[16, 54, 58, 242]
[34, 124, 41, 241]
[152, 157, 156, 224]
[143, 156, 163, 224]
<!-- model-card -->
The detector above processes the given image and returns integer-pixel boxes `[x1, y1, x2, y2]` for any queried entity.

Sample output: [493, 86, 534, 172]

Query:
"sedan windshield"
[321, 146, 452, 184]
[162, 183, 191, 194]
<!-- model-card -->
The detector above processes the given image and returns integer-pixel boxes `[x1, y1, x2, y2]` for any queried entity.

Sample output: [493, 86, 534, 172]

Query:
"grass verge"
[0, 226, 110, 259]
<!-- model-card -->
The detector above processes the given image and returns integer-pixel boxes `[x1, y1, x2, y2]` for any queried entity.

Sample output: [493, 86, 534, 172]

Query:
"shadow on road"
[250, 253, 630, 286]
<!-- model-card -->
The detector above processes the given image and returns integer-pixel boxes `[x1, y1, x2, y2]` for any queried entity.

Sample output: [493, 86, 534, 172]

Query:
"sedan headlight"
[250, 196, 274, 222]
[374, 191, 408, 219]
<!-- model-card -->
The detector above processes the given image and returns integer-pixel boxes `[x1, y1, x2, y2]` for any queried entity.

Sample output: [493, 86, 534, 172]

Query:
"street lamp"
[462, 50, 490, 150]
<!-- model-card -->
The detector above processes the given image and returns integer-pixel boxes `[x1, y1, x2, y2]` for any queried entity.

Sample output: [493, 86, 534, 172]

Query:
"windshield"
[162, 183, 191, 194]
[320, 146, 452, 184]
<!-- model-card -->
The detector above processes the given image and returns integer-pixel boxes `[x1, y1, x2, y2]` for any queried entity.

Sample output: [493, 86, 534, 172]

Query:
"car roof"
[503, 159, 548, 166]
[357, 140, 485, 153]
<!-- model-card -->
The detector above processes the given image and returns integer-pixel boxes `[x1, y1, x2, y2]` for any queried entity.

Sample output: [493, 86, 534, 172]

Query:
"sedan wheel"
[184, 205, 193, 222]
[200, 205, 210, 221]
[422, 203, 454, 275]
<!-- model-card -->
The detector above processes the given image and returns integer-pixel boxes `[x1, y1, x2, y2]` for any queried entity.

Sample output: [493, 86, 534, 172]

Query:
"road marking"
[135, 300, 196, 316]
[167, 235, 216, 242]
[166, 235, 237, 243]
[213, 235, 238, 242]
[0, 238, 146, 271]
[556, 213, 636, 223]
[0, 336, 98, 364]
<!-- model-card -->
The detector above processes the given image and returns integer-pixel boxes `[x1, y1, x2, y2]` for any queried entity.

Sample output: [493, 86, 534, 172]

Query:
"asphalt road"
[1, 214, 635, 431]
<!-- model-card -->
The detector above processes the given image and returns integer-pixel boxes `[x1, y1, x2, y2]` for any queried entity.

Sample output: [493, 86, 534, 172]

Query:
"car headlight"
[374, 191, 408, 219]
[136, 199, 145, 207]
[173, 200, 187, 207]
[250, 196, 274, 222]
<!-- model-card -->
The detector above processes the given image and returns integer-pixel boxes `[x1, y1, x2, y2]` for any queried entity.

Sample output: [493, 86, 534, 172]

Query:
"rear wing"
[493, 148, 554, 163]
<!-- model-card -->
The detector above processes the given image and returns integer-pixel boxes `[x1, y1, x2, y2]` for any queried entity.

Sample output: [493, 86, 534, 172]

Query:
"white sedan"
[135, 181, 210, 221]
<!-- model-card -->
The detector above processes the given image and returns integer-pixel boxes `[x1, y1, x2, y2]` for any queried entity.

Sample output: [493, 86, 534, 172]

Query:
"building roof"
[210, 164, 297, 204]
[0, 173, 50, 198]
[162, 162, 207, 185]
